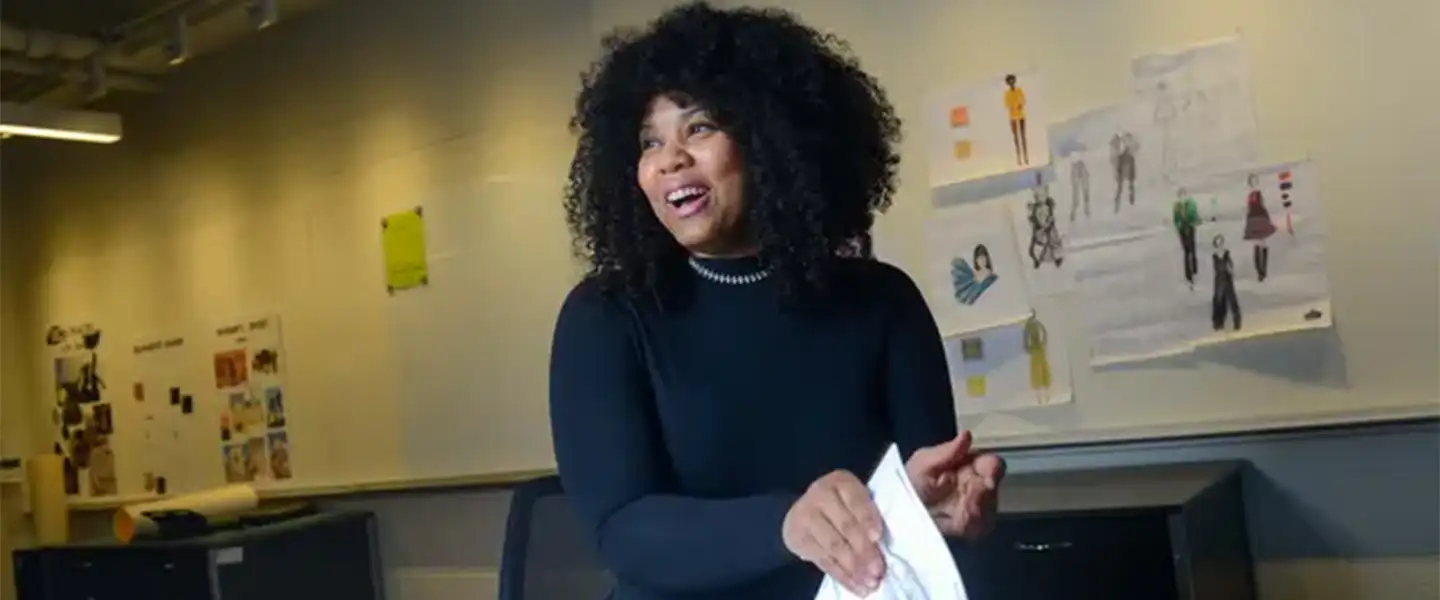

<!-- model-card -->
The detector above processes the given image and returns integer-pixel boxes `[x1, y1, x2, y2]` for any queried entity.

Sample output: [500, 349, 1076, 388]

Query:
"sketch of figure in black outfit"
[1027, 173, 1063, 269]
[1211, 234, 1241, 331]
[1109, 131, 1138, 212]
[1069, 159, 1090, 221]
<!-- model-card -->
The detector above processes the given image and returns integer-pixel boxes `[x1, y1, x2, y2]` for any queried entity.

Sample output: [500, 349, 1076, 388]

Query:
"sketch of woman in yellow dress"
[1004, 74, 1028, 166]
[1023, 316, 1051, 403]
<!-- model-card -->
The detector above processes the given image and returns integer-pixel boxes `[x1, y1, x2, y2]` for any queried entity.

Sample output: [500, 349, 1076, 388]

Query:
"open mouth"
[665, 185, 711, 217]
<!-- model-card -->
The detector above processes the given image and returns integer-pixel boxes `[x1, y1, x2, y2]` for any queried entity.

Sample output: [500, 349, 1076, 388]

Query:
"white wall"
[2, 0, 1437, 598]
[2, 0, 595, 499]
[1, 160, 40, 600]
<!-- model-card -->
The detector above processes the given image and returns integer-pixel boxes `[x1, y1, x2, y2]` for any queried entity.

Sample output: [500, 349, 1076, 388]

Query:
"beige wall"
[1, 0, 1436, 599]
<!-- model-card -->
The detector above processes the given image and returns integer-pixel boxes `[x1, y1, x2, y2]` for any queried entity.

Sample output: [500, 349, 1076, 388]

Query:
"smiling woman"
[548, 3, 1006, 600]
[636, 95, 750, 257]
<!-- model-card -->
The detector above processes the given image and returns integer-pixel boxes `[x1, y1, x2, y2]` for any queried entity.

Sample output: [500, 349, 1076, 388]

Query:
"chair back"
[498, 475, 614, 600]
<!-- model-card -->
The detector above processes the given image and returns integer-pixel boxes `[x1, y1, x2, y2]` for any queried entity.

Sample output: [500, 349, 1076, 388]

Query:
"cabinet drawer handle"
[1014, 541, 1073, 552]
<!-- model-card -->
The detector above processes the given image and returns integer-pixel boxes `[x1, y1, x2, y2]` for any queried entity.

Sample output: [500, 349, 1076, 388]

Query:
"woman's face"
[636, 95, 751, 257]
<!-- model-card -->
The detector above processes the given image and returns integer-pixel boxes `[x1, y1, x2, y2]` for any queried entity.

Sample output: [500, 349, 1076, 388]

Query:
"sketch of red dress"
[1242, 190, 1276, 240]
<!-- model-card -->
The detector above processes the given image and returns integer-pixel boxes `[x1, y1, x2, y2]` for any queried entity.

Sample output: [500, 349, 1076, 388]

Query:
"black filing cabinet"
[951, 460, 1256, 600]
[13, 510, 383, 600]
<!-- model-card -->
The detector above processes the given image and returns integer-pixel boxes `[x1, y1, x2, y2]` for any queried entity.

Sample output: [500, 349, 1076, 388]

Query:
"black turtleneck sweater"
[547, 256, 958, 600]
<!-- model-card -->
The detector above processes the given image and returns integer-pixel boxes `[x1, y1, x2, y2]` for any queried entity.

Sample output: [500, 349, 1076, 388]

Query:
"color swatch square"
[960, 337, 984, 362]
[949, 106, 970, 128]
[953, 140, 973, 161]
[965, 375, 987, 397]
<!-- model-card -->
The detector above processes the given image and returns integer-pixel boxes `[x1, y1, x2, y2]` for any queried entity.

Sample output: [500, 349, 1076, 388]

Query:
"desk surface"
[998, 460, 1243, 516]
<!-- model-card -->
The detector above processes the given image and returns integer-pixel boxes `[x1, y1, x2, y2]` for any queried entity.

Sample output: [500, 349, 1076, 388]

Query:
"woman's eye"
[689, 122, 716, 135]
[640, 138, 661, 150]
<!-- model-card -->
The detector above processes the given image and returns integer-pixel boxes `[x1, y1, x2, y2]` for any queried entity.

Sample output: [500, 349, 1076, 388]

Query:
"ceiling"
[3, 0, 179, 36]
[0, 0, 336, 106]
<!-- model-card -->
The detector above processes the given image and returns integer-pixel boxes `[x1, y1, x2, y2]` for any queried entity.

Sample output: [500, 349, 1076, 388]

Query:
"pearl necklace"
[687, 257, 771, 285]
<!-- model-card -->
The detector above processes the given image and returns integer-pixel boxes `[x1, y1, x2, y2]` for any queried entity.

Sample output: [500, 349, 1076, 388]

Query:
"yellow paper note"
[382, 207, 428, 292]
[965, 375, 986, 397]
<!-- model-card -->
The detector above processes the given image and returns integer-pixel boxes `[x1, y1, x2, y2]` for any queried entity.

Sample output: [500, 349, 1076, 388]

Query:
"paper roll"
[115, 483, 259, 542]
[26, 454, 69, 545]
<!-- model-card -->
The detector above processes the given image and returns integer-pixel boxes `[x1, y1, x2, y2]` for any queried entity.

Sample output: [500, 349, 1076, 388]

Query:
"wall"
[316, 420, 1439, 600]
[1, 0, 1436, 599]
[1, 149, 41, 600]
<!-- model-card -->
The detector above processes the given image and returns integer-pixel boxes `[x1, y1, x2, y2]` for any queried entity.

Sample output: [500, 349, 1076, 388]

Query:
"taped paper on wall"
[1130, 36, 1262, 185]
[44, 322, 110, 496]
[133, 334, 201, 496]
[213, 314, 293, 483]
[926, 72, 1052, 186]
[923, 201, 1033, 335]
[943, 315, 1073, 414]
[1003, 172, 1075, 295]
[1070, 160, 1332, 365]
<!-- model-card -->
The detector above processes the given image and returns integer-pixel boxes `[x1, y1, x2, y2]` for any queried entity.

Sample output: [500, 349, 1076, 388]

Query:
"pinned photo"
[246, 437, 267, 479]
[265, 387, 286, 428]
[88, 442, 117, 496]
[213, 349, 248, 388]
[251, 348, 280, 374]
[223, 443, 249, 483]
[268, 431, 292, 479]
[92, 404, 114, 435]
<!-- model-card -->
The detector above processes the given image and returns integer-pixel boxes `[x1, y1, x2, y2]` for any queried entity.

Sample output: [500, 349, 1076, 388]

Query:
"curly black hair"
[563, 2, 902, 305]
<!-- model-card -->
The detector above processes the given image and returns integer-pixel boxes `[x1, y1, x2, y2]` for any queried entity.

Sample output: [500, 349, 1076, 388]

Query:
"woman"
[549, 4, 1006, 599]
[1004, 74, 1028, 166]
[1022, 315, 1051, 404]
[1211, 234, 1241, 331]
[1242, 173, 1276, 281]
[951, 243, 999, 306]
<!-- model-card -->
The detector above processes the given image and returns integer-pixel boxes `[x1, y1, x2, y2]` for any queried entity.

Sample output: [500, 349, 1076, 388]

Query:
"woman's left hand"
[905, 430, 1006, 540]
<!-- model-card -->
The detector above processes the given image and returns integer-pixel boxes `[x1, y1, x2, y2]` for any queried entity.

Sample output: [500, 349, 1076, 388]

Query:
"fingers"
[800, 471, 887, 595]
[972, 453, 1007, 489]
[908, 430, 975, 482]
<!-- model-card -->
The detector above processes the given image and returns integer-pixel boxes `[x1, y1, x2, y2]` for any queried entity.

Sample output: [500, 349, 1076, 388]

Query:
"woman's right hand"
[782, 470, 886, 595]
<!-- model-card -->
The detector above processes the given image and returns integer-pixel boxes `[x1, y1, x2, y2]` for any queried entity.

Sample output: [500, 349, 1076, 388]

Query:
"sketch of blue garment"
[951, 258, 997, 306]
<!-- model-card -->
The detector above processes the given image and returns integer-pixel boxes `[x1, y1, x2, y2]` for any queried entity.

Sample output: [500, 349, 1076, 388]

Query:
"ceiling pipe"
[109, 0, 248, 57]
[0, 21, 104, 60]
[0, 56, 161, 93]
[0, 22, 154, 72]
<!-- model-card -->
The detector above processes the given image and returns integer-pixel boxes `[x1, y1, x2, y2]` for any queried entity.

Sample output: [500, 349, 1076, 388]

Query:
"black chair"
[498, 475, 614, 600]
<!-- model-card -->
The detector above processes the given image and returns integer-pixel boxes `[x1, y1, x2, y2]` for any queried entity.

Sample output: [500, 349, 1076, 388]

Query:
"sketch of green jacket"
[1173, 197, 1200, 229]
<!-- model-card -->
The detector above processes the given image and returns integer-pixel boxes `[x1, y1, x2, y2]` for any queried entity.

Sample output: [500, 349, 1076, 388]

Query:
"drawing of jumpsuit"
[1070, 159, 1090, 220]
[1211, 249, 1241, 331]
[1023, 317, 1051, 401]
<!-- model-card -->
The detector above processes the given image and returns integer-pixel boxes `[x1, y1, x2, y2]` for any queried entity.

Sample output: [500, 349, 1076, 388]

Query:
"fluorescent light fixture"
[0, 101, 122, 143]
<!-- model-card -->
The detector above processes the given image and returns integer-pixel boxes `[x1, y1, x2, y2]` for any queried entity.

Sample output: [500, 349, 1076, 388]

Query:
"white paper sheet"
[1070, 160, 1332, 365]
[1001, 177, 1075, 295]
[815, 445, 969, 600]
[926, 71, 1052, 186]
[1181, 160, 1333, 346]
[1047, 102, 1167, 247]
[923, 201, 1034, 335]
[1131, 36, 1261, 185]
[943, 317, 1073, 414]
[1072, 229, 1213, 364]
